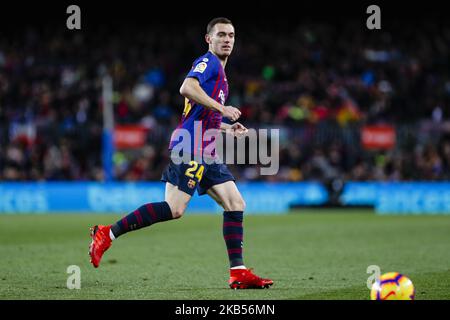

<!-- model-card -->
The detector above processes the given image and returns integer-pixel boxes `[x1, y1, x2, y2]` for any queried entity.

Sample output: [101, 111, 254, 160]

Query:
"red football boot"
[89, 225, 112, 268]
[229, 268, 274, 289]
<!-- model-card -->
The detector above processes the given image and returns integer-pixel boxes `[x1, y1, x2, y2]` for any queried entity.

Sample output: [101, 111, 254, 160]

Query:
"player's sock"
[109, 229, 116, 241]
[223, 211, 244, 268]
[230, 265, 247, 270]
[110, 201, 173, 238]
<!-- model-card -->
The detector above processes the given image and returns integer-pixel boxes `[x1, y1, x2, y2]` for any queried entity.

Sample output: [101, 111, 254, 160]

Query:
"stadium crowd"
[1, 20, 449, 182]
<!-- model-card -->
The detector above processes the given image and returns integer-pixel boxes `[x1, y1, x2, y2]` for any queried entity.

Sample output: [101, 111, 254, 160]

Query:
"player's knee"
[171, 207, 185, 219]
[166, 201, 186, 219]
[224, 196, 246, 212]
[236, 197, 246, 211]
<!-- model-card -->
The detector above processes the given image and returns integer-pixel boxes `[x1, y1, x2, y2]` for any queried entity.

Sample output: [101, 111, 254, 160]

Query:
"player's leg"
[207, 181, 246, 266]
[207, 181, 273, 289]
[108, 181, 190, 240]
[89, 184, 189, 268]
[207, 180, 246, 212]
[89, 158, 199, 268]
[207, 181, 246, 268]
[164, 181, 191, 219]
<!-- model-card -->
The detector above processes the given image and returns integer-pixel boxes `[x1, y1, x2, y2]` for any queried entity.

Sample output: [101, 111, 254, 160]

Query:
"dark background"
[0, 0, 447, 27]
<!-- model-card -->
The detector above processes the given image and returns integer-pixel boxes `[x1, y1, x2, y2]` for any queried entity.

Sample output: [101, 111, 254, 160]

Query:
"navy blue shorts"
[161, 155, 235, 196]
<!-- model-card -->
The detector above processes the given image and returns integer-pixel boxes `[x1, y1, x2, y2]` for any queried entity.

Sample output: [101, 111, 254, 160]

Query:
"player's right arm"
[179, 77, 241, 122]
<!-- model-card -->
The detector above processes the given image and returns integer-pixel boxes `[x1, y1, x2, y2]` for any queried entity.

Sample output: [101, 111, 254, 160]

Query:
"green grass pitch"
[1, 210, 450, 300]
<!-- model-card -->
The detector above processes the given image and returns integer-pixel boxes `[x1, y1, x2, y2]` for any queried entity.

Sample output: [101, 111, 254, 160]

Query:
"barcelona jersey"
[169, 51, 229, 157]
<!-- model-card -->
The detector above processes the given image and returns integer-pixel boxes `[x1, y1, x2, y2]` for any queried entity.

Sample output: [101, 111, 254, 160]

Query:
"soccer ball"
[370, 272, 415, 300]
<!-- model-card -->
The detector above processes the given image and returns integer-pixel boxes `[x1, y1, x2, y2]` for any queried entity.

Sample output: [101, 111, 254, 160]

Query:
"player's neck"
[209, 50, 228, 68]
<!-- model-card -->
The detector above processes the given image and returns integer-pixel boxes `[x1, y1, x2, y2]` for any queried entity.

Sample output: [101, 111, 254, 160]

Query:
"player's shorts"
[161, 153, 235, 196]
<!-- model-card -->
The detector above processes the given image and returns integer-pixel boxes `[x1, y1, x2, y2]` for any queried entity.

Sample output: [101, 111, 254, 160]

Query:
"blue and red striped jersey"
[169, 51, 229, 157]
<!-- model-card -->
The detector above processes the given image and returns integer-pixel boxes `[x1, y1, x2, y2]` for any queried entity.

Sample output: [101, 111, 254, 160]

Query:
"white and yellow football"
[370, 272, 415, 300]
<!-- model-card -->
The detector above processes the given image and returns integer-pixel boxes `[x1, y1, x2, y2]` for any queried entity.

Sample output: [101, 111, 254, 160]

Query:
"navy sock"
[111, 201, 173, 238]
[223, 211, 244, 268]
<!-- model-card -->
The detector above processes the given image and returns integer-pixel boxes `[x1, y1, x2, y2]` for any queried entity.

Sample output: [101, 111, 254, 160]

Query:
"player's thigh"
[207, 181, 246, 212]
[206, 186, 224, 208]
[165, 182, 192, 218]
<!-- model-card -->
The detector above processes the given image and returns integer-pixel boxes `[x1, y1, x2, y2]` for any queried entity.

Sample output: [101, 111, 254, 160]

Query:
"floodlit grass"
[1, 210, 449, 299]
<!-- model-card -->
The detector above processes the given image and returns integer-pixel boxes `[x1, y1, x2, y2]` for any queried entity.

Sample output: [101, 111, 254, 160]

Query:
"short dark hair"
[206, 17, 233, 34]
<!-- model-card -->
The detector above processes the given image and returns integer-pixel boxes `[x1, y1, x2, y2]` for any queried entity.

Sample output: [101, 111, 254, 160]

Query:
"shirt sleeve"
[186, 57, 217, 85]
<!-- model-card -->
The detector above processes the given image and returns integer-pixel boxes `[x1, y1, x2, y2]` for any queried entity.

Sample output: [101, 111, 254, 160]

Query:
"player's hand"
[222, 106, 241, 121]
[229, 122, 248, 138]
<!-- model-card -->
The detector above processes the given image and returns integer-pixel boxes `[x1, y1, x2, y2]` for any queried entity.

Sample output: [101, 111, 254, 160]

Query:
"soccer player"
[89, 17, 273, 289]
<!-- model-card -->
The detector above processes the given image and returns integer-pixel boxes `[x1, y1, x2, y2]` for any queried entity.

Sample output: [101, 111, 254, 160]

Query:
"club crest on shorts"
[188, 179, 196, 189]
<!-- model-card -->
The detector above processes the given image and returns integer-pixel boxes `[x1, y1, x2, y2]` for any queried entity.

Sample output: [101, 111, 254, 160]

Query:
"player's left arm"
[220, 122, 248, 138]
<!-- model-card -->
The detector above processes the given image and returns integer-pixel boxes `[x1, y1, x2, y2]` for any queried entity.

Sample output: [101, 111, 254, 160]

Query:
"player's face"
[207, 23, 235, 58]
